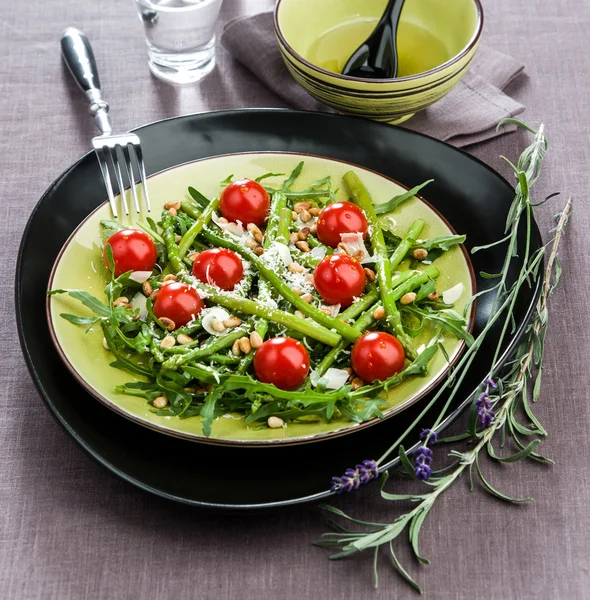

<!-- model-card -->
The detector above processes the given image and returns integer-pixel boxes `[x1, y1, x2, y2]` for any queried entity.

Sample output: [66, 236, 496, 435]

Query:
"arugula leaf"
[59, 313, 100, 326]
[48, 289, 111, 317]
[373, 180, 433, 215]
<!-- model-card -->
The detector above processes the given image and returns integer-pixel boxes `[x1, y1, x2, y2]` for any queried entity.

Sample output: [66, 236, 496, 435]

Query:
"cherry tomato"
[351, 332, 405, 382]
[192, 248, 244, 291]
[313, 254, 366, 308]
[219, 178, 270, 225]
[103, 229, 158, 277]
[316, 202, 369, 248]
[253, 337, 310, 391]
[153, 282, 204, 328]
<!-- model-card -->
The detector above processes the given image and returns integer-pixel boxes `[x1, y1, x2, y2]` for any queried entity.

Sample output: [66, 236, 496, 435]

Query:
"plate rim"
[45, 149, 477, 447]
[16, 109, 543, 509]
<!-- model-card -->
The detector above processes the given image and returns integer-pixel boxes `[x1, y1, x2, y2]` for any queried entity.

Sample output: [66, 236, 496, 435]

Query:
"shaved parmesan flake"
[310, 246, 327, 260]
[202, 307, 231, 335]
[338, 232, 375, 264]
[310, 368, 350, 390]
[212, 212, 245, 238]
[130, 292, 148, 321]
[129, 271, 152, 284]
[269, 241, 292, 267]
[442, 282, 464, 305]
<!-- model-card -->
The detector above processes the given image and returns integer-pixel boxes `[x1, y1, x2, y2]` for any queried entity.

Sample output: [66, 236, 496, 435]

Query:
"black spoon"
[341, 0, 405, 79]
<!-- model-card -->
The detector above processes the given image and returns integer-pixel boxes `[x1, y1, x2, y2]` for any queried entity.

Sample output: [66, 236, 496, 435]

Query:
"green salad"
[50, 163, 472, 436]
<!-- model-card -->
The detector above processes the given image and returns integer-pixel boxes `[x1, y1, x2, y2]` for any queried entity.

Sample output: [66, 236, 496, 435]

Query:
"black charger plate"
[16, 109, 541, 510]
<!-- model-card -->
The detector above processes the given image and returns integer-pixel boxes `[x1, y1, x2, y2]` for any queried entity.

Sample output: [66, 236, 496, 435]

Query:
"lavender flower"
[331, 459, 379, 494]
[419, 428, 438, 444]
[476, 378, 497, 428]
[414, 446, 433, 481]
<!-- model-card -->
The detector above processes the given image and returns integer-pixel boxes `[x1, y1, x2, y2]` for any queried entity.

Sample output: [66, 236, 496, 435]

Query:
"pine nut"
[218, 217, 228, 224]
[177, 334, 194, 345]
[244, 238, 259, 250]
[351, 377, 364, 391]
[288, 262, 304, 273]
[238, 337, 252, 354]
[319, 307, 332, 315]
[168, 207, 177, 217]
[300, 209, 312, 222]
[254, 247, 264, 256]
[204, 384, 214, 393]
[175, 234, 182, 243]
[102, 337, 110, 350]
[159, 317, 176, 331]
[428, 291, 439, 301]
[293, 288, 303, 296]
[294, 310, 305, 319]
[231, 339, 242, 356]
[250, 331, 263, 349]
[113, 296, 129, 307]
[305, 274, 314, 283]
[400, 292, 417, 305]
[267, 416, 284, 429]
[163, 274, 177, 282]
[412, 248, 429, 261]
[300, 293, 313, 303]
[211, 319, 226, 333]
[153, 396, 169, 409]
[363, 268, 376, 281]
[165, 201, 181, 210]
[292, 211, 298, 221]
[142, 281, 153, 297]
[337, 242, 351, 255]
[298, 227, 310, 240]
[289, 232, 299, 244]
[247, 223, 263, 240]
[184, 387, 196, 394]
[352, 250, 365, 261]
[309, 224, 318, 235]
[160, 335, 176, 348]
[372, 306, 386, 319]
[308, 207, 321, 216]
[223, 316, 242, 328]
[149, 289, 159, 301]
[295, 241, 310, 252]
[187, 252, 200, 262]
[294, 202, 312, 213]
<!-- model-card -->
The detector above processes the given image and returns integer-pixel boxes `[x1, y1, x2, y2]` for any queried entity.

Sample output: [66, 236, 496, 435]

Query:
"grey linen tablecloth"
[1, 1, 589, 598]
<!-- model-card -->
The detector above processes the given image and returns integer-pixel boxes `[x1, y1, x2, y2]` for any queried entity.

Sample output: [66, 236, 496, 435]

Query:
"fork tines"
[93, 133, 151, 218]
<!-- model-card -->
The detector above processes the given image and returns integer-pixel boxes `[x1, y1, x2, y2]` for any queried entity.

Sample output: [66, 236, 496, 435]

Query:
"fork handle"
[61, 27, 112, 136]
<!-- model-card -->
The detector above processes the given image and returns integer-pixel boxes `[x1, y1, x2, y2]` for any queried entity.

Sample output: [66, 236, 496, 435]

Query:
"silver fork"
[60, 27, 151, 218]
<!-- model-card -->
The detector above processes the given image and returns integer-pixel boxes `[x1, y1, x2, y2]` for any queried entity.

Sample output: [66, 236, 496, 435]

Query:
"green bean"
[392, 266, 440, 301]
[343, 171, 414, 354]
[276, 207, 293, 244]
[263, 192, 287, 247]
[339, 289, 380, 322]
[315, 305, 378, 377]
[204, 353, 242, 365]
[163, 326, 251, 368]
[161, 212, 184, 273]
[178, 196, 220, 259]
[200, 228, 362, 343]
[389, 219, 425, 270]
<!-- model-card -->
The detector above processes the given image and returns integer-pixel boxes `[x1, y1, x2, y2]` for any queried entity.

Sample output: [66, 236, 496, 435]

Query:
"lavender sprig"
[331, 460, 379, 494]
[316, 122, 571, 592]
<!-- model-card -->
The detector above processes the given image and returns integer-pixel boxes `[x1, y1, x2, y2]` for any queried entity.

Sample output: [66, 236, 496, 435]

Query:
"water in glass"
[134, 0, 223, 84]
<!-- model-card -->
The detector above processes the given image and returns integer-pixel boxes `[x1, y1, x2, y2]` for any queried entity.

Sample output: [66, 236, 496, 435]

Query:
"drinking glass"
[133, 0, 223, 85]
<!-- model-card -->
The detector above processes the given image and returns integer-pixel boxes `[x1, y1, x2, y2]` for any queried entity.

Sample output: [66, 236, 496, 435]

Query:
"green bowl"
[47, 152, 475, 447]
[274, 0, 483, 124]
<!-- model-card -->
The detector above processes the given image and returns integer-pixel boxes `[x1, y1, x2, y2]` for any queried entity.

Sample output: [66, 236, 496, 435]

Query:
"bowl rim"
[45, 150, 477, 448]
[273, 0, 484, 85]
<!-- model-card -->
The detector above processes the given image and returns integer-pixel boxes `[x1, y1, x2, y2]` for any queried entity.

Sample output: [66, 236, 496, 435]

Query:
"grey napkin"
[221, 12, 526, 148]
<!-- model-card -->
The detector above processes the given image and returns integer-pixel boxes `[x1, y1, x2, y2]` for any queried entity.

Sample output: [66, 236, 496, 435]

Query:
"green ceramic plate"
[47, 153, 475, 446]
